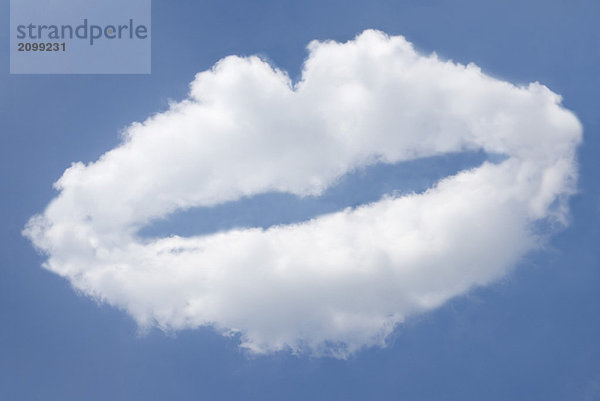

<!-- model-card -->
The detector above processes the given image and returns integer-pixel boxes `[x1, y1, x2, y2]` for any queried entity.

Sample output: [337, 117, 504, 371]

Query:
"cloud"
[24, 30, 582, 357]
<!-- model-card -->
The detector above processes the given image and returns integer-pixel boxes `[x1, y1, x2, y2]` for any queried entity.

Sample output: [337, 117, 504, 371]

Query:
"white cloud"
[24, 30, 582, 357]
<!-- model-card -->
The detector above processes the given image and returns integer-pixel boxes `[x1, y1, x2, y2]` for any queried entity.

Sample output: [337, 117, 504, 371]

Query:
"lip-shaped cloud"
[24, 30, 582, 357]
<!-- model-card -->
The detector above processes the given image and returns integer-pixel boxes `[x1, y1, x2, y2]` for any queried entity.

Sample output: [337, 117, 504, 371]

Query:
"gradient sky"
[1, 0, 599, 400]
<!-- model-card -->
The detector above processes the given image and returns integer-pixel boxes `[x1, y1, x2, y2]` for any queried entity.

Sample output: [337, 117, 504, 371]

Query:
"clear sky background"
[1, 0, 599, 400]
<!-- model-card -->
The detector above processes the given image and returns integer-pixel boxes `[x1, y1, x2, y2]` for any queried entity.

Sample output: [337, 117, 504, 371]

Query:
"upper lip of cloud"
[24, 29, 582, 358]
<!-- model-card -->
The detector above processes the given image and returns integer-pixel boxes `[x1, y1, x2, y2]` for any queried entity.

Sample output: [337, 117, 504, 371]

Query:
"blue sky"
[1, 0, 599, 400]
